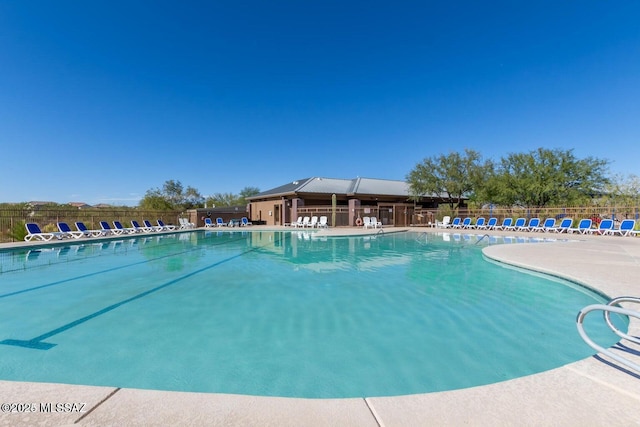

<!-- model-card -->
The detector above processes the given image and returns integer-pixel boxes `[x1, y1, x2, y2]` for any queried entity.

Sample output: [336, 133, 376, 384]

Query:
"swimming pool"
[0, 230, 623, 398]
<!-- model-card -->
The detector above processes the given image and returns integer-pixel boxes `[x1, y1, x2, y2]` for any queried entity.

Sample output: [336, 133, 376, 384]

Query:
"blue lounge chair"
[590, 219, 614, 235]
[483, 217, 498, 230]
[24, 223, 64, 241]
[461, 217, 473, 229]
[541, 218, 557, 232]
[552, 217, 573, 233]
[75, 222, 105, 237]
[215, 217, 226, 227]
[523, 218, 541, 232]
[204, 218, 216, 228]
[113, 221, 136, 234]
[57, 222, 86, 239]
[568, 218, 592, 234]
[143, 220, 163, 232]
[473, 217, 486, 229]
[100, 221, 124, 235]
[605, 219, 637, 236]
[241, 217, 252, 226]
[131, 220, 153, 233]
[157, 219, 176, 231]
[507, 218, 525, 231]
[450, 217, 462, 229]
[493, 217, 513, 230]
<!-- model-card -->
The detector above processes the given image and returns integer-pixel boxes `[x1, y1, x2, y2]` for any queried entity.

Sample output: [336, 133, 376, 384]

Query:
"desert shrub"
[8, 221, 27, 241]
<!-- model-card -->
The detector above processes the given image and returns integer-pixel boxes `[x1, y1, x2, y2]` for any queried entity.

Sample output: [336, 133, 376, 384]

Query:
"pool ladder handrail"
[414, 231, 428, 244]
[475, 234, 490, 245]
[576, 296, 640, 373]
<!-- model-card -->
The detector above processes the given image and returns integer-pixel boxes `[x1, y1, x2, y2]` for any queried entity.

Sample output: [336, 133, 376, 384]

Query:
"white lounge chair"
[291, 216, 303, 228]
[310, 216, 318, 228]
[24, 223, 64, 241]
[318, 216, 328, 228]
[436, 216, 451, 228]
[363, 216, 374, 229]
[371, 217, 382, 228]
[178, 218, 195, 229]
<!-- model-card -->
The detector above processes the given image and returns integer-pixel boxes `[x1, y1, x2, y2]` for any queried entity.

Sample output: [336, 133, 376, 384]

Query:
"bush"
[8, 221, 27, 241]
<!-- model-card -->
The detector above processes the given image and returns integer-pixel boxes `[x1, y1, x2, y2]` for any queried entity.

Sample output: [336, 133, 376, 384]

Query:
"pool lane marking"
[0, 235, 249, 300]
[0, 237, 280, 350]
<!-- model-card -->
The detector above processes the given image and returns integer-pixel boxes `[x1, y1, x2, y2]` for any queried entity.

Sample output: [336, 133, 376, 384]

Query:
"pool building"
[245, 176, 458, 227]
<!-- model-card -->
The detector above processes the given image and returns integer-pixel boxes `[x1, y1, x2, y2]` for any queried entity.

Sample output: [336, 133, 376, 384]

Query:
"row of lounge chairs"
[203, 217, 252, 228]
[436, 216, 639, 236]
[24, 219, 192, 242]
[362, 216, 382, 229]
[290, 216, 329, 228]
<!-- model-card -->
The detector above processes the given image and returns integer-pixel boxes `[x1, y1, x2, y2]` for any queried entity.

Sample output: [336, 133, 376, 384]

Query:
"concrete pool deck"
[1, 226, 639, 426]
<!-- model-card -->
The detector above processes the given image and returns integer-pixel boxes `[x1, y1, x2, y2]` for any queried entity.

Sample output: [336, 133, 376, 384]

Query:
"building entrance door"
[274, 204, 280, 225]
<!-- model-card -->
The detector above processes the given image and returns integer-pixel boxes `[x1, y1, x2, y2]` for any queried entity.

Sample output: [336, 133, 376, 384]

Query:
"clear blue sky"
[1, 1, 639, 205]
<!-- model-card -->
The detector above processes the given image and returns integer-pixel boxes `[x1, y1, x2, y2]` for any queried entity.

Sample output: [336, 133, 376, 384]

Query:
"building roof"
[248, 177, 424, 200]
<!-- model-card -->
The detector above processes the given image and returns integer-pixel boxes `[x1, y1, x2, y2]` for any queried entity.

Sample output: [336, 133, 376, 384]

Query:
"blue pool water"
[0, 230, 623, 398]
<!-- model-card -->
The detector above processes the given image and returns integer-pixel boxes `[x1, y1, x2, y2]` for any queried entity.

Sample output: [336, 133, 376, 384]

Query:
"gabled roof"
[248, 176, 422, 200]
[348, 177, 411, 197]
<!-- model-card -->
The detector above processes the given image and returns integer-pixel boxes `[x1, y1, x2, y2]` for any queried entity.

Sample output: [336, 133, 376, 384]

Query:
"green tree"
[238, 186, 260, 205]
[138, 189, 174, 210]
[208, 193, 240, 207]
[604, 173, 640, 208]
[406, 149, 492, 210]
[205, 187, 260, 207]
[485, 148, 609, 208]
[183, 186, 205, 209]
[139, 180, 203, 210]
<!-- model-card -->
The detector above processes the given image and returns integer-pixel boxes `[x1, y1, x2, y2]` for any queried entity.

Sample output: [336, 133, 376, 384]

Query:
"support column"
[348, 199, 361, 226]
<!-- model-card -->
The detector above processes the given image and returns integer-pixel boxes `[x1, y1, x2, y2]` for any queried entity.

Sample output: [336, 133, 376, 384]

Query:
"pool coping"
[1, 226, 639, 426]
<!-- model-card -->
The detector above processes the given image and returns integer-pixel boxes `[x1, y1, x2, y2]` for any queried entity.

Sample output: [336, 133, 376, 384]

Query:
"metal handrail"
[576, 297, 640, 373]
[475, 234, 491, 245]
[603, 297, 640, 345]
